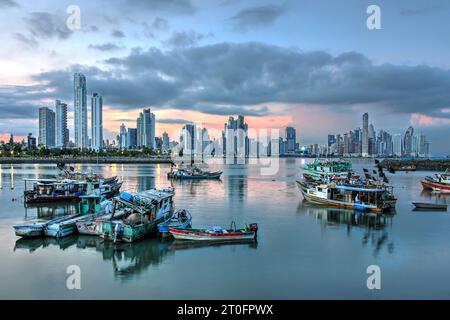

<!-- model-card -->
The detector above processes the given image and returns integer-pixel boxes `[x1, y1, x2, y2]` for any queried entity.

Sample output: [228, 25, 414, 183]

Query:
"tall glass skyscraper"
[74, 73, 88, 149]
[38, 107, 55, 148]
[55, 100, 68, 148]
[362, 112, 369, 157]
[91, 93, 103, 151]
[136, 108, 156, 149]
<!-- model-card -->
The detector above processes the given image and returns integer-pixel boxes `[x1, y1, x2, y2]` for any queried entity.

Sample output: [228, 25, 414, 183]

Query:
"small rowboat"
[13, 223, 46, 238]
[169, 222, 258, 241]
[412, 202, 448, 210]
[157, 209, 192, 234]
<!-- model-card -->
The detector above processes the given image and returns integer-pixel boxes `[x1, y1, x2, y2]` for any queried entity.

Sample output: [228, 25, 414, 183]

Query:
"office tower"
[91, 93, 103, 151]
[393, 134, 403, 156]
[362, 113, 369, 157]
[119, 123, 127, 149]
[223, 115, 249, 157]
[38, 107, 55, 148]
[55, 100, 68, 148]
[136, 108, 156, 149]
[180, 123, 195, 155]
[285, 127, 296, 154]
[74, 73, 88, 149]
[27, 133, 37, 149]
[127, 128, 137, 149]
[403, 126, 414, 156]
[162, 132, 169, 151]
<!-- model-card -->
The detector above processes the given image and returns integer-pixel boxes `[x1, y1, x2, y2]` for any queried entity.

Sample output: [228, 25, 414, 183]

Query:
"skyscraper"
[403, 126, 414, 156]
[362, 113, 369, 157]
[119, 123, 127, 149]
[91, 93, 103, 151]
[127, 128, 137, 149]
[136, 108, 156, 149]
[223, 115, 249, 157]
[74, 73, 88, 149]
[38, 107, 55, 148]
[285, 127, 297, 154]
[162, 132, 170, 152]
[55, 100, 68, 148]
[393, 134, 403, 156]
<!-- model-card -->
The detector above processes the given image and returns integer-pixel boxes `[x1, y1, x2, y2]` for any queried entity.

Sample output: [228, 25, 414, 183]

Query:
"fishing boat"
[297, 180, 395, 213]
[23, 178, 122, 204]
[421, 170, 450, 192]
[157, 209, 192, 235]
[412, 202, 448, 210]
[169, 222, 258, 241]
[102, 188, 175, 243]
[167, 165, 222, 180]
[75, 195, 119, 235]
[302, 159, 353, 181]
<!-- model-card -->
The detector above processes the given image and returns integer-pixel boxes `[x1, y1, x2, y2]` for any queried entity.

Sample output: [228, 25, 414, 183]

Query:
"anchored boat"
[168, 165, 222, 180]
[302, 159, 353, 181]
[102, 188, 175, 243]
[23, 178, 122, 204]
[412, 202, 448, 210]
[297, 180, 396, 213]
[169, 222, 258, 241]
[421, 169, 450, 192]
[157, 209, 192, 235]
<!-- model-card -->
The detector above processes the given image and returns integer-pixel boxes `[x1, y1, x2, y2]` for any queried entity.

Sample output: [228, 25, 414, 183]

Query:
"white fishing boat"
[297, 180, 395, 213]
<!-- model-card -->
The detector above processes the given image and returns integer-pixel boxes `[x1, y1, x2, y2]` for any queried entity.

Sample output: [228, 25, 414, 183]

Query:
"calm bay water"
[0, 159, 450, 299]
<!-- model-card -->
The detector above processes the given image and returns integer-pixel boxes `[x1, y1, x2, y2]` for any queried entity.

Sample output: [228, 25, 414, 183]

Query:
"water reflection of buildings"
[299, 202, 395, 256]
[226, 167, 248, 204]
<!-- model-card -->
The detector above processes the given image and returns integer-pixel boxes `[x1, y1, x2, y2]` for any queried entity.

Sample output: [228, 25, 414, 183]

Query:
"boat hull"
[421, 180, 450, 192]
[169, 229, 256, 241]
[167, 172, 222, 180]
[412, 202, 448, 210]
[299, 185, 382, 213]
[13, 225, 45, 237]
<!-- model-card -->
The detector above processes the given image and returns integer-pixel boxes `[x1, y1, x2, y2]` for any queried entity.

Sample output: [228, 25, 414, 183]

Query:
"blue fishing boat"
[13, 215, 78, 238]
[157, 209, 192, 235]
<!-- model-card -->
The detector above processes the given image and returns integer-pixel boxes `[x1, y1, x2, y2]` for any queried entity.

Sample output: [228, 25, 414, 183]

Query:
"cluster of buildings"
[326, 113, 430, 158]
[38, 73, 104, 151]
[174, 116, 300, 158]
[27, 71, 303, 157]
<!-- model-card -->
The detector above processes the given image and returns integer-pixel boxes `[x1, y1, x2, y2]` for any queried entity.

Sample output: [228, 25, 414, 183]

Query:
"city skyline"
[1, 1, 450, 154]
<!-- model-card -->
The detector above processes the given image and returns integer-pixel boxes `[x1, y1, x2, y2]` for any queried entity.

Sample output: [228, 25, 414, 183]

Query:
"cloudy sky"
[1, 0, 449, 154]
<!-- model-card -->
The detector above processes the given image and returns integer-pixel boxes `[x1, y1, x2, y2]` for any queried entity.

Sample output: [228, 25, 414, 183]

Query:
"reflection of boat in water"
[76, 236, 172, 278]
[299, 201, 395, 255]
[168, 239, 258, 251]
[14, 235, 78, 252]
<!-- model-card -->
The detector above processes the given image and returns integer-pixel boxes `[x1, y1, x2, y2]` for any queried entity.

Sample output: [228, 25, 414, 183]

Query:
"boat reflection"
[24, 202, 79, 219]
[14, 235, 79, 252]
[298, 201, 395, 256]
[420, 189, 450, 204]
[168, 239, 258, 252]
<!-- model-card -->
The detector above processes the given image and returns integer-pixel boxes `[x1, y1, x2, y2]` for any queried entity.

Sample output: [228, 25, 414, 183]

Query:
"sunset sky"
[1, 0, 450, 154]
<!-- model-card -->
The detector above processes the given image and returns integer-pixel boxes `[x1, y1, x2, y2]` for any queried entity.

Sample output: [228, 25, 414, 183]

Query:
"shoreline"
[0, 157, 174, 164]
[381, 159, 450, 171]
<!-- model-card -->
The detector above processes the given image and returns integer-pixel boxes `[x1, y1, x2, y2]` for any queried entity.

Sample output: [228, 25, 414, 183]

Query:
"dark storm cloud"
[228, 5, 285, 32]
[6, 42, 450, 120]
[24, 12, 73, 40]
[400, 4, 444, 16]
[113, 0, 195, 15]
[0, 0, 18, 8]
[157, 118, 192, 124]
[14, 33, 39, 48]
[163, 31, 207, 48]
[88, 43, 123, 51]
[112, 30, 125, 38]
